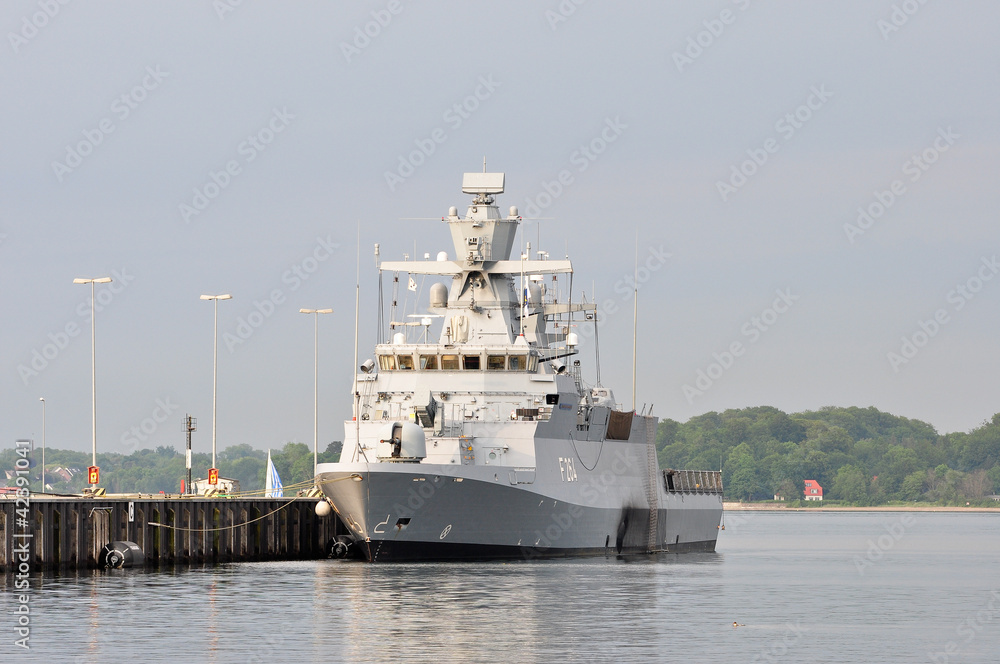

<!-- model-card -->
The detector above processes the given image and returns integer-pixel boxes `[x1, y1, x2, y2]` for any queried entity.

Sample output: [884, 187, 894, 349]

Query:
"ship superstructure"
[316, 172, 723, 561]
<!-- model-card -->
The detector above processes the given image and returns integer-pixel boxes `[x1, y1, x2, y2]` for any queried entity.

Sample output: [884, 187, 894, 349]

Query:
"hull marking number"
[559, 457, 578, 482]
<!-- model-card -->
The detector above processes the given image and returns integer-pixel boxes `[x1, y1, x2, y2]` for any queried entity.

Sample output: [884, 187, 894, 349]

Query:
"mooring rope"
[147, 499, 298, 532]
[225, 477, 317, 498]
[145, 474, 357, 531]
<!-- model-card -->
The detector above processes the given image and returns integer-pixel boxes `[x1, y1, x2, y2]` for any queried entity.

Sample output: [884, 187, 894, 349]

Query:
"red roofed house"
[804, 479, 823, 501]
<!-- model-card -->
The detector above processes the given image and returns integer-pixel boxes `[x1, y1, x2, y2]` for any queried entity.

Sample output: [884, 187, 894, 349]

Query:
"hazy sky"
[3, 1, 998, 463]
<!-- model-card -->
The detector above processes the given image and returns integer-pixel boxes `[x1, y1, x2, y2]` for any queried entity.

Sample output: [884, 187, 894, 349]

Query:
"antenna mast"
[632, 233, 638, 413]
[353, 224, 361, 458]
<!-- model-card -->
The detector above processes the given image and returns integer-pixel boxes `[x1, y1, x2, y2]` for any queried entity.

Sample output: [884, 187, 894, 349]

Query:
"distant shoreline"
[722, 502, 999, 513]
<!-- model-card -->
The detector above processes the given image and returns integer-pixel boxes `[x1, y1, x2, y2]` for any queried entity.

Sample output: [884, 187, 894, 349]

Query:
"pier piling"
[2, 496, 340, 571]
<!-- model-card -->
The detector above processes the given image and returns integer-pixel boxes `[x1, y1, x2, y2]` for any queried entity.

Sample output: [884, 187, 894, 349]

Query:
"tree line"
[2, 441, 341, 495]
[657, 406, 1000, 505]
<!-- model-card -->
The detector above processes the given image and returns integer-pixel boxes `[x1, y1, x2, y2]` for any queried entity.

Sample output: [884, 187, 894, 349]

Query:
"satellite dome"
[429, 282, 448, 308]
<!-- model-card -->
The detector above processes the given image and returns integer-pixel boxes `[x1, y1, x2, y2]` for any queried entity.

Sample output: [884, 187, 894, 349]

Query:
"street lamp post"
[200, 294, 232, 473]
[74, 276, 112, 485]
[299, 308, 333, 478]
[38, 397, 46, 492]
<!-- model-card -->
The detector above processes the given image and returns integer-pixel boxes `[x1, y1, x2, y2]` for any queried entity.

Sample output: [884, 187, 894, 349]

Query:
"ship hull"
[317, 462, 723, 562]
[314, 171, 726, 562]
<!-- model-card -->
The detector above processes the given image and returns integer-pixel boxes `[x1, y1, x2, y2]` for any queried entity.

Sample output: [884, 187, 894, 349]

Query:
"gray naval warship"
[316, 171, 723, 562]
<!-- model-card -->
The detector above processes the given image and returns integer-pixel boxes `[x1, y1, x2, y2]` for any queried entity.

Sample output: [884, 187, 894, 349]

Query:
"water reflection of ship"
[317, 171, 724, 561]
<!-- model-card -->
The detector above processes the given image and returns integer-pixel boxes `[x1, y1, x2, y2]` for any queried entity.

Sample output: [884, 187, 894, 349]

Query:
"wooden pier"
[1, 495, 342, 571]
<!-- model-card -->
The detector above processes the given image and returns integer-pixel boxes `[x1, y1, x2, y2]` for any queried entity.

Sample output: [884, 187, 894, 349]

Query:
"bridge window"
[487, 355, 506, 371]
[420, 355, 438, 370]
[508, 355, 526, 371]
[378, 355, 396, 371]
[463, 355, 481, 370]
[397, 355, 414, 370]
[441, 354, 460, 370]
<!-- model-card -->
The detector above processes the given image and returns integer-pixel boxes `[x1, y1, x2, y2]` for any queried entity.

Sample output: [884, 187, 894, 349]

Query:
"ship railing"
[663, 469, 724, 494]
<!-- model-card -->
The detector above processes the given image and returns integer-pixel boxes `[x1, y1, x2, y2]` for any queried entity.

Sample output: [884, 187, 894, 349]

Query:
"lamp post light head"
[73, 277, 112, 284]
[299, 308, 333, 314]
[201, 294, 232, 301]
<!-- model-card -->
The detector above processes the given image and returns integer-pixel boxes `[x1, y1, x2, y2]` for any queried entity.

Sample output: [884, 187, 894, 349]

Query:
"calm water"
[5, 512, 1000, 662]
